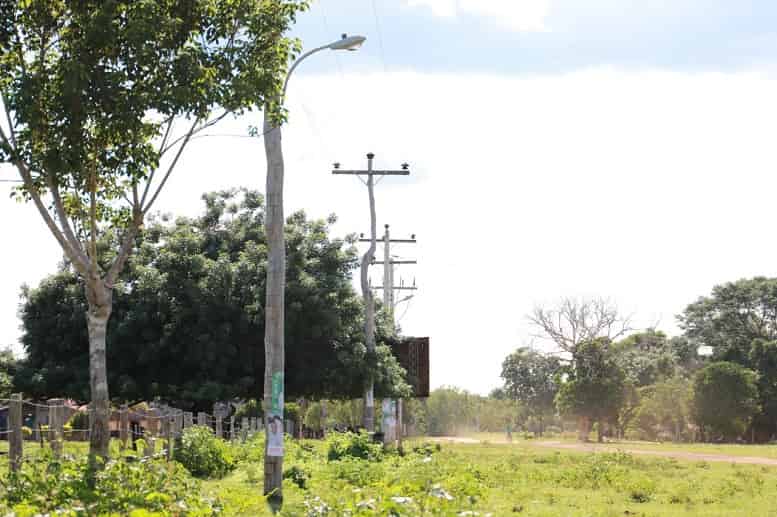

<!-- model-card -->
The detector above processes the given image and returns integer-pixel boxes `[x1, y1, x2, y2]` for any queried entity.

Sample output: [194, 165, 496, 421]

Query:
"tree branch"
[48, 175, 90, 267]
[159, 111, 230, 157]
[143, 117, 200, 215]
[104, 219, 140, 288]
[0, 126, 88, 276]
[0, 94, 16, 148]
[89, 168, 98, 270]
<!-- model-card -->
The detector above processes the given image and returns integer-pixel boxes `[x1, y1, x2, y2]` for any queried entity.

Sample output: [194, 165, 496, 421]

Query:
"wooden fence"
[0, 393, 265, 473]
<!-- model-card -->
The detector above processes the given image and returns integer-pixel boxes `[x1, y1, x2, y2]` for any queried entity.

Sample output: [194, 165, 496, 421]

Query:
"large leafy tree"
[0, 1, 304, 462]
[680, 277, 777, 439]
[500, 347, 560, 436]
[555, 338, 626, 442]
[692, 361, 759, 441]
[679, 277, 777, 366]
[17, 189, 409, 408]
[632, 376, 692, 442]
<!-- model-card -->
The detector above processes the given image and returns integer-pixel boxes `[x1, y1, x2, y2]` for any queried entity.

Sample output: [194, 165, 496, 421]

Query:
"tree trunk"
[361, 162, 377, 432]
[538, 415, 543, 437]
[577, 416, 589, 442]
[84, 275, 113, 468]
[262, 110, 285, 507]
[597, 419, 604, 443]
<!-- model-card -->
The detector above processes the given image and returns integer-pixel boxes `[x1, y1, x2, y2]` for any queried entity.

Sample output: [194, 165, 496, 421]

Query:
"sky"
[3, 1, 777, 394]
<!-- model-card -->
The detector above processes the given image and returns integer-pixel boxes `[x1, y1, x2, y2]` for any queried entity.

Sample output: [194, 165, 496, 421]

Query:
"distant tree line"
[495, 287, 777, 443]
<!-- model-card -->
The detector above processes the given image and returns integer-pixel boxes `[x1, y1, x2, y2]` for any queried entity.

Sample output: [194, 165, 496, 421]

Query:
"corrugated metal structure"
[391, 337, 430, 398]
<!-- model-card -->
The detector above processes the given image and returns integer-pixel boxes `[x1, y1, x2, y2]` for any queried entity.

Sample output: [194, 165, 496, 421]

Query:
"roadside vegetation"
[3, 432, 777, 515]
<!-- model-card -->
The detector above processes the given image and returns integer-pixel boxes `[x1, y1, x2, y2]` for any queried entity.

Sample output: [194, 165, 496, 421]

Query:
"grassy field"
[458, 432, 777, 459]
[202, 437, 777, 516]
[4, 435, 777, 515]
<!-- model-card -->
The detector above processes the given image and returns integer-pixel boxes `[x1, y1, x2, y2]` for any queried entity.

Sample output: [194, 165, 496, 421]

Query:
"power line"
[317, 0, 345, 79]
[369, 0, 389, 73]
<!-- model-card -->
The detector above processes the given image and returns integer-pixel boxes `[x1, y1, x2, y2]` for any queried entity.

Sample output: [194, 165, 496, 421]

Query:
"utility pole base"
[264, 454, 283, 507]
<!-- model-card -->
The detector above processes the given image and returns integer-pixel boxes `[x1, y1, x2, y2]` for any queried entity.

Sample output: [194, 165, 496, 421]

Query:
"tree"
[614, 330, 677, 386]
[17, 190, 410, 406]
[500, 348, 560, 436]
[692, 361, 759, 441]
[0, 348, 17, 400]
[555, 338, 626, 442]
[680, 277, 777, 438]
[749, 339, 777, 440]
[679, 277, 777, 366]
[0, 1, 304, 464]
[632, 376, 692, 442]
[529, 297, 631, 354]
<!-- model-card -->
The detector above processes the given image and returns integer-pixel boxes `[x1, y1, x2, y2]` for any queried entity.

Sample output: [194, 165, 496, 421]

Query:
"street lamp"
[282, 34, 366, 95]
[262, 34, 365, 504]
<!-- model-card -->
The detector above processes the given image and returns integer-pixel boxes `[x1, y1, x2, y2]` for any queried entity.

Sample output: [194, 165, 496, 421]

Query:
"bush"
[66, 410, 89, 430]
[233, 399, 262, 420]
[174, 425, 235, 478]
[1, 452, 219, 515]
[326, 431, 383, 462]
[283, 465, 310, 489]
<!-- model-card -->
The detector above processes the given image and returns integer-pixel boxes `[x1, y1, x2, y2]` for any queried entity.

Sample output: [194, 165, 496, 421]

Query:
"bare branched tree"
[528, 297, 632, 354]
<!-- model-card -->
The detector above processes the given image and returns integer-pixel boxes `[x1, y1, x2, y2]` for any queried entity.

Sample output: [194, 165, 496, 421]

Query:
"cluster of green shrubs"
[0, 451, 219, 516]
[325, 430, 384, 462]
[174, 425, 236, 479]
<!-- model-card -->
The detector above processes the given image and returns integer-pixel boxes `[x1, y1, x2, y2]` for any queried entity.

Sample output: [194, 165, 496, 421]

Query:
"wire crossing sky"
[3, 0, 777, 393]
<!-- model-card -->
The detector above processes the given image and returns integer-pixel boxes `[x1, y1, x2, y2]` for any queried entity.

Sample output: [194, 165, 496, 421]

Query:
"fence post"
[321, 400, 327, 438]
[215, 416, 223, 439]
[197, 411, 207, 427]
[33, 403, 46, 443]
[241, 417, 249, 441]
[9, 393, 22, 473]
[47, 398, 63, 459]
[184, 411, 193, 429]
[229, 416, 235, 441]
[164, 413, 173, 461]
[119, 404, 129, 450]
[144, 408, 159, 457]
[175, 411, 184, 450]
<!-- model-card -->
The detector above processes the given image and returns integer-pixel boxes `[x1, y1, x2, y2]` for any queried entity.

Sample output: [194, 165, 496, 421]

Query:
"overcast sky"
[3, 1, 777, 394]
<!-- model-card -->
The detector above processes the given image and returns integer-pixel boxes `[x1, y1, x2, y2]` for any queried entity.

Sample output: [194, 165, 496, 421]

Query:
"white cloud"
[406, 0, 550, 31]
[4, 67, 777, 394]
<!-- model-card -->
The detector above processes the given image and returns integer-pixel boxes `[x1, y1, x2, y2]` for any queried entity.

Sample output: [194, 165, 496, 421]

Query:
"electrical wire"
[370, 0, 389, 73]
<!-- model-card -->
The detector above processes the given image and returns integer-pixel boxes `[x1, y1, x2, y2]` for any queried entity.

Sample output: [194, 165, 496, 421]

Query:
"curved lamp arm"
[282, 34, 366, 97]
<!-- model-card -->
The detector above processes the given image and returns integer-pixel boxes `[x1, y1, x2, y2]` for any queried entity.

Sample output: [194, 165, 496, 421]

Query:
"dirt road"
[430, 437, 777, 466]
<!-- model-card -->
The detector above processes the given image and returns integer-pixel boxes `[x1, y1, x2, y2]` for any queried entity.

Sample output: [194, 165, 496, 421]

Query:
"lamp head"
[329, 34, 366, 51]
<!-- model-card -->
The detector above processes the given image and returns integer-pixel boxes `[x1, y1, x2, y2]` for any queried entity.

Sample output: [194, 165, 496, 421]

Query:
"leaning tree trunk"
[84, 274, 113, 467]
[262, 110, 285, 505]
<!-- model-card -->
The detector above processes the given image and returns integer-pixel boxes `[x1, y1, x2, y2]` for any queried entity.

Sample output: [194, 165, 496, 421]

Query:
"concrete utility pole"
[333, 154, 410, 432]
[263, 33, 366, 505]
[366, 225, 417, 446]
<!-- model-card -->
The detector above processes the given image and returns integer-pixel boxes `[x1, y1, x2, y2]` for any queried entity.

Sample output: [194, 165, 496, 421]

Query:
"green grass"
[203, 438, 777, 516]
[562, 440, 777, 459]
[6, 436, 777, 515]
[459, 432, 777, 459]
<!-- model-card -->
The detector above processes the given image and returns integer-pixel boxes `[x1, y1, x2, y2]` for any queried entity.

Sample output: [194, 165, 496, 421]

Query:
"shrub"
[0, 452, 219, 515]
[283, 465, 310, 489]
[412, 442, 440, 456]
[326, 431, 383, 462]
[66, 410, 89, 430]
[174, 425, 235, 478]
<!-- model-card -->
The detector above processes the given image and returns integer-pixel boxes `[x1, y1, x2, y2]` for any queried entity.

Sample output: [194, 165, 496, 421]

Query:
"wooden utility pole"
[333, 154, 410, 432]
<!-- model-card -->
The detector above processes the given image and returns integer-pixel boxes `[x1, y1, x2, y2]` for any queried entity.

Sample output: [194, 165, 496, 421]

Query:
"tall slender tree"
[0, 0, 304, 465]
